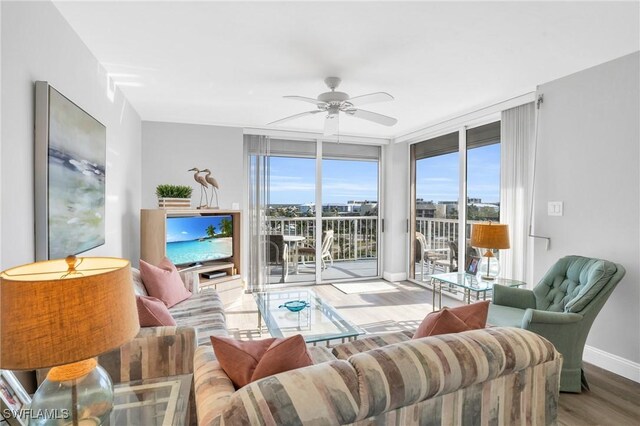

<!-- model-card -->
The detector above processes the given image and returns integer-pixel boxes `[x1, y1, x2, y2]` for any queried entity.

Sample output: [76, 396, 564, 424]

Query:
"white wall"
[534, 52, 640, 379]
[1, 1, 142, 269]
[382, 141, 409, 281]
[140, 121, 244, 210]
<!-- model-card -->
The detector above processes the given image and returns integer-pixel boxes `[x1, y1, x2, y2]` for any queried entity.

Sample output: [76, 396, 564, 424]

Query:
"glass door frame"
[315, 138, 383, 284]
[248, 136, 384, 288]
[408, 116, 499, 286]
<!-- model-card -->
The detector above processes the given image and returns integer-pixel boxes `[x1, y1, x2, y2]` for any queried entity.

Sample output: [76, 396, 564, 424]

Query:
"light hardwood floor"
[225, 281, 640, 425]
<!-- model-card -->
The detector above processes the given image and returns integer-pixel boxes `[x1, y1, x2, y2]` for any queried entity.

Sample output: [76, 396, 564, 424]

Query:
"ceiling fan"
[268, 77, 397, 136]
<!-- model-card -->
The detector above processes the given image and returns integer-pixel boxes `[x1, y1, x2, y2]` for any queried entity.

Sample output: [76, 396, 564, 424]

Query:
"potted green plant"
[156, 184, 193, 209]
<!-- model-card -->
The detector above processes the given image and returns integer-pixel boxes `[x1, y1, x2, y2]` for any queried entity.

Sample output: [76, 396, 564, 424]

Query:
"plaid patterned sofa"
[95, 267, 230, 424]
[194, 327, 563, 425]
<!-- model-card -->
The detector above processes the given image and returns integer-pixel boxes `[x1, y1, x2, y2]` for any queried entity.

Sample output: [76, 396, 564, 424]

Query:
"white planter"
[158, 197, 191, 209]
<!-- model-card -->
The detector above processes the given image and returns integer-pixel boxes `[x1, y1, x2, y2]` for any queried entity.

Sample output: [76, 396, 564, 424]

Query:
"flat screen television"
[165, 215, 233, 266]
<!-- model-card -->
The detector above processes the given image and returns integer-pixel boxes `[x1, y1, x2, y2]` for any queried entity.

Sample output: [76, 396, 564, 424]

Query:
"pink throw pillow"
[136, 295, 177, 327]
[413, 308, 471, 339]
[139, 258, 191, 308]
[211, 335, 313, 389]
[446, 301, 490, 330]
[413, 301, 490, 339]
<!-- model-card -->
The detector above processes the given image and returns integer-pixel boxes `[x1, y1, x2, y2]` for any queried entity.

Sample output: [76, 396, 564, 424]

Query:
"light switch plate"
[548, 201, 563, 216]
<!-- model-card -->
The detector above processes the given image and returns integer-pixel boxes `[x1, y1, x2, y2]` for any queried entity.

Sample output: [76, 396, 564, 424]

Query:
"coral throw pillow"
[136, 295, 177, 327]
[446, 301, 490, 330]
[211, 335, 313, 389]
[139, 258, 192, 308]
[413, 300, 490, 339]
[413, 309, 471, 338]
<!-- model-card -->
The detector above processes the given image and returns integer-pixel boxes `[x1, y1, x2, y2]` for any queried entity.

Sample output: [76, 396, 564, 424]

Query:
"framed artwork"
[35, 81, 106, 260]
[0, 370, 30, 426]
[465, 256, 481, 274]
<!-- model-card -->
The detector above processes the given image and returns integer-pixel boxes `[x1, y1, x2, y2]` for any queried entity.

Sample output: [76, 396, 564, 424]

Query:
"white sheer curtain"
[246, 135, 270, 292]
[500, 103, 535, 282]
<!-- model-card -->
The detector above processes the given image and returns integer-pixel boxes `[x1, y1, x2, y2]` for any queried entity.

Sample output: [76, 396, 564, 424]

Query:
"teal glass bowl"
[279, 300, 310, 312]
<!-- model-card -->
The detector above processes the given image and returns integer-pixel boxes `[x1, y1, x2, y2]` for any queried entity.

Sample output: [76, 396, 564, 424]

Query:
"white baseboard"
[383, 271, 407, 282]
[583, 345, 640, 383]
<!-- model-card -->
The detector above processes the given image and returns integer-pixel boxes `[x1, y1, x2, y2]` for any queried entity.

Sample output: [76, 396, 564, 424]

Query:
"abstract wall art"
[35, 81, 106, 260]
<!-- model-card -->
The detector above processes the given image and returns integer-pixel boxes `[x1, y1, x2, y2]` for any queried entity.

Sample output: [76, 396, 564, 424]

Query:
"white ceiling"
[53, 1, 639, 138]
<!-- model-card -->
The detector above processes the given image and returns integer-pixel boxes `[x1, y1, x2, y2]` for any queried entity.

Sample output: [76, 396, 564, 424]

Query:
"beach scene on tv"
[166, 215, 233, 265]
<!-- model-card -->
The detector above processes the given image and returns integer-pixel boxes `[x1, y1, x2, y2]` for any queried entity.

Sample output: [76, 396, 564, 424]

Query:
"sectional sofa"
[96, 269, 562, 425]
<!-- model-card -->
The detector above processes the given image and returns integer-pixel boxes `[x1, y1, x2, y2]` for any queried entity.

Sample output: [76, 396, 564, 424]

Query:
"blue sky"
[269, 157, 378, 204]
[166, 215, 231, 242]
[416, 144, 501, 203]
[268, 143, 499, 205]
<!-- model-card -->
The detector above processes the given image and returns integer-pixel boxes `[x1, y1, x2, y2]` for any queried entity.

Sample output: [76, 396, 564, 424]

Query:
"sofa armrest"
[522, 309, 583, 327]
[492, 285, 536, 310]
[194, 345, 235, 426]
[98, 326, 197, 384]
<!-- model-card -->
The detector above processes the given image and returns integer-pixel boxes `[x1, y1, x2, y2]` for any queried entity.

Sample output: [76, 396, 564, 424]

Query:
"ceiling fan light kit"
[268, 77, 398, 135]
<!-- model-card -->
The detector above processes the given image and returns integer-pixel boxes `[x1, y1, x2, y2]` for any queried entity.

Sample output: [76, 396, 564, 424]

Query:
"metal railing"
[265, 216, 483, 262]
[266, 216, 378, 261]
[415, 217, 483, 249]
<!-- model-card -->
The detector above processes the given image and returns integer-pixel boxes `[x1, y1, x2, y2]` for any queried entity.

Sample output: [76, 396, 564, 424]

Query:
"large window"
[410, 122, 500, 283]
[321, 158, 379, 281]
[255, 139, 381, 286]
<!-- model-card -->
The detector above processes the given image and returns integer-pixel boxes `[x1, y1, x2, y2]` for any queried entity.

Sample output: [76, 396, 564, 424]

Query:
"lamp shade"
[0, 257, 140, 370]
[471, 223, 511, 249]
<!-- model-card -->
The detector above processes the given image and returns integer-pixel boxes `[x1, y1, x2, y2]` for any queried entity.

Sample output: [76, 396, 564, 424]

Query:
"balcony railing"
[266, 216, 377, 261]
[265, 216, 483, 263]
[415, 217, 483, 249]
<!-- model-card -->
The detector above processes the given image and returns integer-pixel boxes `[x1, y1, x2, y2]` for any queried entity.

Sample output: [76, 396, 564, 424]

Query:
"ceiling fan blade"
[267, 110, 321, 125]
[348, 92, 394, 107]
[284, 96, 328, 107]
[349, 109, 398, 126]
[324, 114, 339, 136]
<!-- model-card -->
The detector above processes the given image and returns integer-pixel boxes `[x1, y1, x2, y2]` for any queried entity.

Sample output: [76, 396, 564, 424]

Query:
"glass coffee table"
[110, 374, 192, 426]
[254, 289, 364, 345]
[430, 272, 526, 311]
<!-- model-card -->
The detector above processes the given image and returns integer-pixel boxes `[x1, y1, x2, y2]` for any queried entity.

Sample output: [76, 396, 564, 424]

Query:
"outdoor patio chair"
[298, 230, 334, 269]
[267, 234, 289, 283]
[433, 240, 479, 273]
[415, 232, 448, 276]
[488, 255, 625, 392]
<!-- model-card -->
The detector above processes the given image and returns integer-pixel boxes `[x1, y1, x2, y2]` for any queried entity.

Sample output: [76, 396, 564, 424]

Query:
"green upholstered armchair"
[488, 255, 625, 393]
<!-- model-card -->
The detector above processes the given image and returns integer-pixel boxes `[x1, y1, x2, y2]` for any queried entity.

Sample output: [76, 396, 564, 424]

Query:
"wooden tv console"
[140, 209, 243, 305]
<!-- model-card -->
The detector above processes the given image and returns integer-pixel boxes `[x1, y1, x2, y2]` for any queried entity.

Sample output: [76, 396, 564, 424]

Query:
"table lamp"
[470, 223, 510, 280]
[0, 256, 140, 426]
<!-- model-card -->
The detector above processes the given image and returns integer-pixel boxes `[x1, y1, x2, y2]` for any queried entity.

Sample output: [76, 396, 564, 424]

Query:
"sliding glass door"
[249, 137, 381, 286]
[321, 145, 380, 282]
[266, 154, 317, 285]
[464, 123, 501, 271]
[409, 122, 500, 285]
[410, 132, 460, 283]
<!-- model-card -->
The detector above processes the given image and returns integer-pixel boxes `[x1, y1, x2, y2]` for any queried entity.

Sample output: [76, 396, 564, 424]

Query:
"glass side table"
[429, 272, 525, 311]
[109, 374, 192, 426]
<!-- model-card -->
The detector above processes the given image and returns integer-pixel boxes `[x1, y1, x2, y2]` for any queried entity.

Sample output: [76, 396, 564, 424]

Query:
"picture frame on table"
[465, 256, 481, 275]
[0, 370, 31, 426]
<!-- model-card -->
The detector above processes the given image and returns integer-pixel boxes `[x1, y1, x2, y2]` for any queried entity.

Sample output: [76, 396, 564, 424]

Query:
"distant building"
[415, 199, 446, 218]
[347, 200, 378, 215]
[298, 203, 314, 214]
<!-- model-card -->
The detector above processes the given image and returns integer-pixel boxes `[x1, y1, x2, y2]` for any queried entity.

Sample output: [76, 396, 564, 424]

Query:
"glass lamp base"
[29, 362, 113, 426]
[478, 256, 500, 280]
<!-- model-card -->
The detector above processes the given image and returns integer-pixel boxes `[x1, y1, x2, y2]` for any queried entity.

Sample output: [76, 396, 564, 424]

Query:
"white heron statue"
[188, 167, 209, 208]
[202, 169, 219, 209]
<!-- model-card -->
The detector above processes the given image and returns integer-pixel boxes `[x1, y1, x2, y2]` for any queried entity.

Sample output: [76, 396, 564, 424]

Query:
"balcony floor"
[268, 258, 378, 284]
